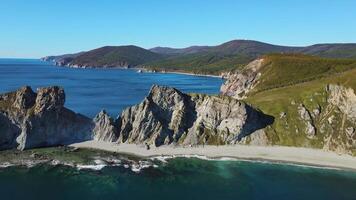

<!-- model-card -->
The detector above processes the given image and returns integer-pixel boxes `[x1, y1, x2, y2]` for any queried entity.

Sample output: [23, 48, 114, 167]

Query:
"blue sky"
[1, 0, 355, 58]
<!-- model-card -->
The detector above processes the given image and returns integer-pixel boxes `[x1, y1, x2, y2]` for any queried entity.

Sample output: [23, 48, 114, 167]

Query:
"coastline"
[70, 141, 356, 171]
[45, 60, 224, 79]
[154, 70, 223, 79]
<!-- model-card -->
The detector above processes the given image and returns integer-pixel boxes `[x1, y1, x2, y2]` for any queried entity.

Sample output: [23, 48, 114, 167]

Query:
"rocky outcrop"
[297, 104, 316, 139]
[0, 86, 93, 150]
[327, 84, 356, 123]
[93, 110, 119, 141]
[0, 85, 274, 150]
[220, 59, 264, 99]
[95, 85, 274, 146]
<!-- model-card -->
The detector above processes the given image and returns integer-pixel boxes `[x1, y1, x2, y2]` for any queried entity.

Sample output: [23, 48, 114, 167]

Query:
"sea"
[0, 59, 356, 200]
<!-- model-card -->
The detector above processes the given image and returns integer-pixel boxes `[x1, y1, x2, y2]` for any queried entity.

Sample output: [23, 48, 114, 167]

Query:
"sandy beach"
[70, 141, 356, 171]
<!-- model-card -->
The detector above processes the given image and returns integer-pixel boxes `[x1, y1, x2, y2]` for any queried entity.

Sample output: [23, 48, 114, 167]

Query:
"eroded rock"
[297, 104, 316, 139]
[220, 59, 264, 99]
[112, 85, 274, 146]
[0, 86, 93, 150]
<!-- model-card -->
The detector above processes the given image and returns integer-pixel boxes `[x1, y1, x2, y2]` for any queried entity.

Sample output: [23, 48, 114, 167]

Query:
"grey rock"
[220, 59, 264, 99]
[114, 85, 274, 146]
[346, 127, 355, 138]
[297, 104, 316, 139]
[93, 110, 119, 142]
[0, 86, 93, 150]
[327, 84, 356, 123]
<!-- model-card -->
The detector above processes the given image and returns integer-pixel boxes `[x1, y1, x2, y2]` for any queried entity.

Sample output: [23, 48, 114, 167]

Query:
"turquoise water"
[0, 159, 356, 200]
[1, 59, 356, 200]
[0, 59, 223, 117]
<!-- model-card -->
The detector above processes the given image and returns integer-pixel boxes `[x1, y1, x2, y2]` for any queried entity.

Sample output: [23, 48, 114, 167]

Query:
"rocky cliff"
[220, 55, 356, 155]
[0, 85, 274, 150]
[220, 58, 264, 99]
[0, 86, 93, 150]
[94, 85, 274, 146]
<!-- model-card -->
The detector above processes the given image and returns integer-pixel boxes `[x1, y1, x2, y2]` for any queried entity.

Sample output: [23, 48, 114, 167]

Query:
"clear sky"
[1, 0, 355, 58]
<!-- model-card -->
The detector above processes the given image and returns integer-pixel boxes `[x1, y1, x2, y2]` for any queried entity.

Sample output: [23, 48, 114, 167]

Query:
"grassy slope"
[251, 54, 356, 93]
[244, 55, 356, 154]
[146, 53, 253, 74]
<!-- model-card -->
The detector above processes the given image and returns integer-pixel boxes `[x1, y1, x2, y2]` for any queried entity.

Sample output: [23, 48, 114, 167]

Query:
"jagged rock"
[297, 104, 316, 139]
[93, 110, 119, 142]
[115, 85, 273, 146]
[34, 86, 65, 113]
[220, 59, 264, 99]
[0, 86, 93, 150]
[327, 84, 356, 123]
[14, 86, 36, 110]
[346, 127, 355, 138]
[280, 112, 286, 119]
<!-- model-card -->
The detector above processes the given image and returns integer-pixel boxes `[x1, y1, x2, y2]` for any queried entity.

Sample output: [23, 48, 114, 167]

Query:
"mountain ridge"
[42, 39, 356, 74]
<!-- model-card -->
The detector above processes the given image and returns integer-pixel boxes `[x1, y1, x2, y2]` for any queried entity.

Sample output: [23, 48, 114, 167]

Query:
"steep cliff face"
[94, 85, 274, 146]
[220, 59, 264, 99]
[0, 86, 93, 150]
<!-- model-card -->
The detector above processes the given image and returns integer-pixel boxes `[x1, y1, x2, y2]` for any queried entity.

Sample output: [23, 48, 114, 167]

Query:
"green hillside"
[251, 54, 356, 93]
[44, 40, 356, 75]
[145, 40, 356, 75]
[70, 46, 164, 67]
[242, 55, 356, 155]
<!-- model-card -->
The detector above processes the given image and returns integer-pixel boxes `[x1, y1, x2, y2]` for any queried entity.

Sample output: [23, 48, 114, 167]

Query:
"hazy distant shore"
[71, 141, 356, 171]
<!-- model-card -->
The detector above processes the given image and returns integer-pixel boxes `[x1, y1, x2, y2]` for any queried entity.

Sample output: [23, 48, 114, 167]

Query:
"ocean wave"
[0, 162, 15, 168]
[76, 164, 107, 171]
[150, 155, 238, 163]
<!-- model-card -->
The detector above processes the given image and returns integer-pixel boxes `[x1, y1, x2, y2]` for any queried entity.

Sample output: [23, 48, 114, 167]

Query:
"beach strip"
[70, 141, 356, 171]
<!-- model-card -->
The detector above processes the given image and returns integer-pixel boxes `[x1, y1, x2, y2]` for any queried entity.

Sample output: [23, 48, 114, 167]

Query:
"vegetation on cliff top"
[243, 54, 356, 154]
[251, 54, 356, 93]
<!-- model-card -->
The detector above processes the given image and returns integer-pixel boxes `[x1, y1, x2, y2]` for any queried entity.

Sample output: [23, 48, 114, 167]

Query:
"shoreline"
[153, 70, 223, 79]
[70, 141, 356, 171]
[46, 60, 224, 79]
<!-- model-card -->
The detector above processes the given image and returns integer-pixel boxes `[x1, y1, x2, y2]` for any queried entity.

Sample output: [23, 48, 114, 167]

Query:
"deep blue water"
[0, 59, 223, 117]
[1, 59, 356, 200]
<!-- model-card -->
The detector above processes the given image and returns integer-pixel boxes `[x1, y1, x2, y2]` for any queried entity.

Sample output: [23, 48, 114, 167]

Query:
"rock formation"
[0, 86, 93, 150]
[297, 104, 316, 139]
[96, 85, 274, 146]
[220, 58, 264, 99]
[93, 110, 119, 141]
[0, 85, 274, 150]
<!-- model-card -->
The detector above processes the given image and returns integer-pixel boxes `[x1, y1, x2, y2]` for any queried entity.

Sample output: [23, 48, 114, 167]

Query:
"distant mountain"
[69, 46, 164, 68]
[43, 39, 356, 73]
[150, 46, 210, 55]
[147, 40, 356, 74]
[300, 43, 356, 58]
